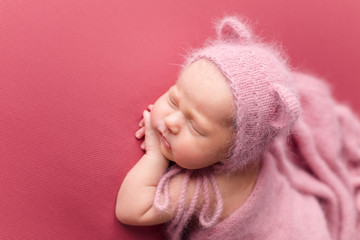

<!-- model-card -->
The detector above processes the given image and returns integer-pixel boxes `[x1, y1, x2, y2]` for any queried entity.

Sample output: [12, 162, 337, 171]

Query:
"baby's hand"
[141, 108, 165, 160]
[135, 104, 153, 150]
[116, 105, 170, 227]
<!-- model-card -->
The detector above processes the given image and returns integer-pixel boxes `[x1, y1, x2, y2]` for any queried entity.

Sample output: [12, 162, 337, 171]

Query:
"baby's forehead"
[175, 60, 235, 127]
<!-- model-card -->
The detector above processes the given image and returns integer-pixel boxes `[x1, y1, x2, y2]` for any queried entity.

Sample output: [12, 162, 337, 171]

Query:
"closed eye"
[189, 121, 203, 136]
[168, 92, 177, 108]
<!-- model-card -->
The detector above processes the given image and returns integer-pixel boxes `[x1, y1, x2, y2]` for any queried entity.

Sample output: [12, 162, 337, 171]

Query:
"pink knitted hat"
[184, 16, 301, 172]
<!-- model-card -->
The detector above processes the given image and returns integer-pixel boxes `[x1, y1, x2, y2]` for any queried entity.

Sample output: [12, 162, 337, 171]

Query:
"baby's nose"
[164, 112, 183, 135]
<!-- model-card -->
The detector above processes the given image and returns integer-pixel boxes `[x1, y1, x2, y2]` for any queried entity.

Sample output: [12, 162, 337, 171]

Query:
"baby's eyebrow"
[169, 86, 178, 100]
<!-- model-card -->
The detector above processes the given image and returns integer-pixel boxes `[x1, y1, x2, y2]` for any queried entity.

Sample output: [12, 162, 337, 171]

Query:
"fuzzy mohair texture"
[153, 16, 360, 240]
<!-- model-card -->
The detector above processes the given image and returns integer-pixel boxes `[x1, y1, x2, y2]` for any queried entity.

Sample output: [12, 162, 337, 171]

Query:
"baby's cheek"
[175, 141, 209, 169]
[150, 105, 163, 128]
[150, 98, 171, 128]
[150, 111, 158, 129]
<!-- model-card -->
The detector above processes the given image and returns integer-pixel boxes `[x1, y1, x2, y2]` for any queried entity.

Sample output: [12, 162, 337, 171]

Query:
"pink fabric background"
[0, 0, 359, 239]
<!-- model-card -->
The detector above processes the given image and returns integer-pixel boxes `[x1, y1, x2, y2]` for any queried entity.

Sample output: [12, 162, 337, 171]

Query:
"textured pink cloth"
[189, 72, 360, 240]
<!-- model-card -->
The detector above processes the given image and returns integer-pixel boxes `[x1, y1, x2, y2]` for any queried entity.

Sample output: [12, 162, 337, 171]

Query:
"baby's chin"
[159, 144, 173, 161]
[159, 146, 207, 170]
[159, 147, 190, 169]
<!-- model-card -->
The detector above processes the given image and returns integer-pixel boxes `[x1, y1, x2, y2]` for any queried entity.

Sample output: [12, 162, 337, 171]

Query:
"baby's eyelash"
[189, 121, 203, 135]
[168, 94, 177, 108]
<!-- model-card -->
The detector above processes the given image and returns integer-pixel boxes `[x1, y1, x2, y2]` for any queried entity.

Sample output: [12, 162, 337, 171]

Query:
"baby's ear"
[271, 84, 300, 129]
[217, 16, 252, 44]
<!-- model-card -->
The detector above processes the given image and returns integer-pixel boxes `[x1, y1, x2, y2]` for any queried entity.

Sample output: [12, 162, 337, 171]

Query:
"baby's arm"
[116, 108, 255, 226]
[115, 109, 173, 226]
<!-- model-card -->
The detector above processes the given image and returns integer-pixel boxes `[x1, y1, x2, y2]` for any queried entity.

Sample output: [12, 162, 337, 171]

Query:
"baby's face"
[151, 59, 235, 169]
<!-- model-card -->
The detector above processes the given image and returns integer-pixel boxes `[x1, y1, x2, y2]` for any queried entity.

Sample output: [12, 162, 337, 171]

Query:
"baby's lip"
[159, 131, 172, 150]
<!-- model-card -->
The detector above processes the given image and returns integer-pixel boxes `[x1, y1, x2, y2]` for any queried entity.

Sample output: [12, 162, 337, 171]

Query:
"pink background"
[1, 0, 359, 239]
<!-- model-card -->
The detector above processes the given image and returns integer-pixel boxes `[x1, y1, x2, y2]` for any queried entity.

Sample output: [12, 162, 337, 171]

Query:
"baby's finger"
[143, 110, 152, 131]
[143, 110, 159, 149]
[140, 142, 145, 150]
[135, 127, 145, 139]
[139, 118, 144, 127]
[147, 104, 154, 111]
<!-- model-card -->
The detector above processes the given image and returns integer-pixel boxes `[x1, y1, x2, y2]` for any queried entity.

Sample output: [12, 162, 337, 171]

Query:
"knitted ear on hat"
[217, 16, 252, 43]
[271, 83, 300, 130]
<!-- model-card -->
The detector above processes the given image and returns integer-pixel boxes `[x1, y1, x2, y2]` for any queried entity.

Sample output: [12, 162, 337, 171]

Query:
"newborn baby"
[116, 16, 360, 240]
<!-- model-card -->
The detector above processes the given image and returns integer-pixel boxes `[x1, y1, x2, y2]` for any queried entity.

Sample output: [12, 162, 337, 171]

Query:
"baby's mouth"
[159, 132, 172, 150]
